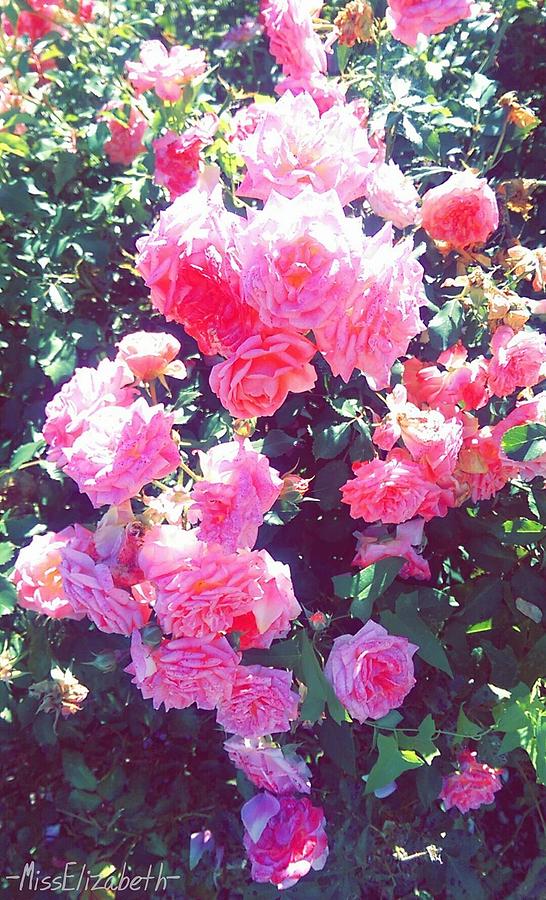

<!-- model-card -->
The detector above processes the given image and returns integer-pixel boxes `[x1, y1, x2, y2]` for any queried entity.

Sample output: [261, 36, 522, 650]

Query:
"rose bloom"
[11, 529, 85, 620]
[136, 182, 261, 357]
[237, 188, 364, 332]
[116, 331, 183, 383]
[237, 91, 376, 206]
[454, 426, 518, 503]
[189, 439, 282, 552]
[43, 358, 137, 467]
[210, 331, 317, 419]
[353, 519, 431, 581]
[227, 102, 269, 147]
[216, 665, 299, 738]
[403, 344, 489, 414]
[420, 172, 499, 251]
[224, 736, 311, 794]
[100, 104, 147, 166]
[153, 543, 263, 639]
[386, 0, 472, 47]
[341, 449, 448, 524]
[260, 0, 327, 79]
[242, 792, 328, 890]
[127, 630, 240, 712]
[126, 40, 207, 101]
[487, 325, 546, 397]
[366, 161, 420, 229]
[325, 619, 418, 721]
[138, 524, 201, 582]
[316, 225, 425, 388]
[153, 116, 218, 199]
[374, 384, 464, 479]
[63, 398, 179, 508]
[231, 549, 302, 650]
[60, 523, 152, 635]
[439, 750, 504, 814]
[275, 72, 347, 115]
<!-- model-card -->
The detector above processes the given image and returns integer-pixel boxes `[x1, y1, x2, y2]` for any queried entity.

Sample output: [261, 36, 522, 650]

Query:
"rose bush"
[0, 0, 545, 896]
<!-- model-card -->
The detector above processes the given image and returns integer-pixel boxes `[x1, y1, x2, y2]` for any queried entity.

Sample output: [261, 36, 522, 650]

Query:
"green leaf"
[62, 750, 98, 791]
[365, 733, 423, 794]
[0, 575, 16, 615]
[332, 559, 404, 623]
[312, 422, 351, 460]
[398, 715, 440, 764]
[381, 594, 453, 676]
[0, 131, 29, 157]
[300, 632, 346, 725]
[319, 717, 356, 776]
[427, 299, 464, 352]
[313, 460, 350, 511]
[67, 789, 102, 813]
[252, 429, 295, 457]
[501, 424, 546, 462]
[9, 440, 45, 470]
[455, 706, 483, 746]
[494, 681, 546, 785]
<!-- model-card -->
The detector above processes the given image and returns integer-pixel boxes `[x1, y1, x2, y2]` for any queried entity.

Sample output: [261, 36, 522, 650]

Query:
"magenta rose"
[216, 664, 299, 738]
[439, 750, 504, 814]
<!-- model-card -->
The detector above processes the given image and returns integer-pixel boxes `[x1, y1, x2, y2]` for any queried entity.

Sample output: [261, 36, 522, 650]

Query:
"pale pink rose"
[487, 325, 546, 397]
[189, 439, 282, 551]
[63, 398, 179, 508]
[237, 91, 376, 206]
[275, 72, 347, 114]
[210, 332, 317, 419]
[227, 102, 269, 147]
[216, 665, 299, 738]
[237, 188, 363, 332]
[455, 426, 518, 502]
[127, 630, 240, 712]
[494, 396, 546, 481]
[366, 161, 420, 229]
[325, 619, 418, 721]
[153, 543, 264, 639]
[341, 449, 448, 524]
[136, 182, 261, 357]
[231, 549, 302, 650]
[224, 737, 311, 794]
[403, 345, 489, 414]
[316, 225, 425, 387]
[420, 172, 499, 250]
[153, 116, 218, 199]
[374, 384, 463, 479]
[116, 331, 183, 383]
[99, 103, 147, 166]
[386, 0, 472, 47]
[138, 524, 201, 582]
[439, 750, 504, 814]
[353, 519, 431, 581]
[142, 486, 190, 526]
[43, 358, 137, 467]
[260, 0, 327, 79]
[126, 40, 207, 102]
[60, 523, 152, 635]
[242, 792, 328, 889]
[11, 529, 85, 620]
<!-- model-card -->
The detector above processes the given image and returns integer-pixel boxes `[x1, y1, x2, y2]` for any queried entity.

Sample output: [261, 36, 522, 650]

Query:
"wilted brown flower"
[334, 1, 374, 47]
[499, 92, 540, 130]
[504, 245, 546, 293]
[498, 179, 540, 220]
[0, 648, 19, 683]
[30, 666, 89, 725]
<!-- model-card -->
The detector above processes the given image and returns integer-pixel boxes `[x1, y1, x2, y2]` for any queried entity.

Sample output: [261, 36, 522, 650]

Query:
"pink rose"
[237, 91, 376, 206]
[11, 529, 85, 620]
[439, 750, 504, 814]
[260, 0, 327, 79]
[138, 524, 201, 580]
[487, 325, 546, 397]
[315, 225, 425, 388]
[242, 792, 328, 889]
[341, 449, 448, 524]
[100, 104, 147, 166]
[231, 549, 302, 650]
[127, 630, 240, 712]
[420, 172, 499, 250]
[210, 332, 317, 419]
[494, 397, 546, 482]
[153, 116, 218, 199]
[237, 188, 363, 332]
[386, 0, 472, 47]
[189, 439, 282, 551]
[116, 331, 184, 383]
[455, 426, 518, 502]
[63, 398, 179, 507]
[136, 183, 261, 357]
[324, 619, 418, 721]
[224, 736, 311, 794]
[403, 344, 489, 414]
[365, 161, 420, 229]
[353, 519, 431, 581]
[60, 523, 152, 635]
[43, 358, 137, 467]
[216, 664, 299, 738]
[275, 72, 347, 114]
[227, 102, 269, 147]
[126, 40, 207, 102]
